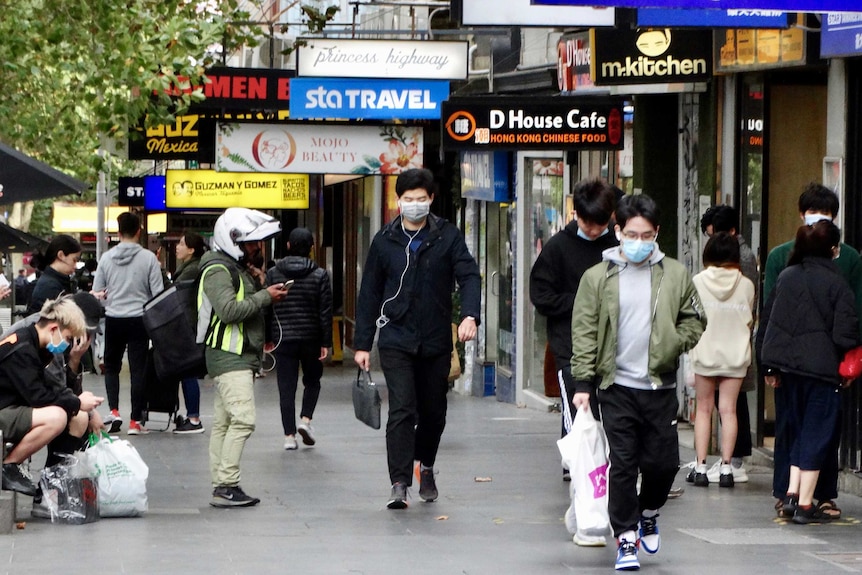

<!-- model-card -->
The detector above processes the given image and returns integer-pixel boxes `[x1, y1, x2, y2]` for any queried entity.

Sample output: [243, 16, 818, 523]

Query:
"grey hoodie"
[93, 242, 164, 318]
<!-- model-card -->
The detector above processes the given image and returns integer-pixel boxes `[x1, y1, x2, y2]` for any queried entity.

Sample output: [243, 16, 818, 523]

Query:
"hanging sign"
[441, 97, 624, 151]
[289, 78, 449, 120]
[165, 170, 309, 209]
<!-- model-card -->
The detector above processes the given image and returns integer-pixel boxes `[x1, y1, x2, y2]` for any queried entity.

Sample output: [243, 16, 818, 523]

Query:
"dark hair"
[710, 205, 739, 234]
[702, 232, 740, 267]
[84, 259, 98, 272]
[787, 220, 841, 266]
[615, 194, 660, 229]
[395, 168, 436, 198]
[287, 227, 314, 257]
[798, 182, 839, 217]
[34, 234, 82, 271]
[181, 231, 207, 258]
[573, 179, 616, 225]
[117, 212, 141, 238]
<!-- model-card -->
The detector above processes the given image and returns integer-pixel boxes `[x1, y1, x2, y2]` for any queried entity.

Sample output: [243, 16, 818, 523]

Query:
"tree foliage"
[0, 0, 257, 185]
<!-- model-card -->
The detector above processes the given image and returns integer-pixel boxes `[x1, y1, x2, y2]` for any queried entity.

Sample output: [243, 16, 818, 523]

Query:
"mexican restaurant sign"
[441, 97, 624, 151]
[216, 123, 424, 175]
[531, 0, 859, 11]
[165, 170, 309, 209]
[297, 39, 468, 80]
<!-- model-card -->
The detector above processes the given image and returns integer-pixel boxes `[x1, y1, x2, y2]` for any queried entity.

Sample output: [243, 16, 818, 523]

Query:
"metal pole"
[96, 150, 106, 261]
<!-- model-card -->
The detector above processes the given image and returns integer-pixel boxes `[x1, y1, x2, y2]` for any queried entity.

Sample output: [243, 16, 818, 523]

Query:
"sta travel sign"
[532, 0, 858, 10]
[289, 78, 449, 120]
[441, 97, 624, 151]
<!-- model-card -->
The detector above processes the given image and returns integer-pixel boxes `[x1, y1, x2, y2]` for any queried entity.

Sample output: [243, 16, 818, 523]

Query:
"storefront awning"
[0, 142, 89, 205]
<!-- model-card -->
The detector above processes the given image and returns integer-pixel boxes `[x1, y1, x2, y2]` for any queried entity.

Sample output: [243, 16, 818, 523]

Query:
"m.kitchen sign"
[441, 97, 624, 151]
[591, 28, 712, 85]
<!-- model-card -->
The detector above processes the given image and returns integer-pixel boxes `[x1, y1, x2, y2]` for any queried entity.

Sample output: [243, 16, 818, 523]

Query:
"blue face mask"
[577, 227, 610, 241]
[621, 238, 654, 263]
[46, 329, 70, 354]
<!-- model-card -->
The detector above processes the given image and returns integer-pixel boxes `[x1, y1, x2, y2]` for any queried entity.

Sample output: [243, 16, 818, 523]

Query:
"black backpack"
[143, 261, 239, 382]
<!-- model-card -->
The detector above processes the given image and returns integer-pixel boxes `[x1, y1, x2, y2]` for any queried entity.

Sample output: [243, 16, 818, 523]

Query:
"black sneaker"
[418, 466, 438, 502]
[174, 418, 205, 434]
[718, 470, 734, 488]
[2, 463, 38, 496]
[210, 485, 260, 508]
[387, 482, 408, 510]
[693, 472, 709, 487]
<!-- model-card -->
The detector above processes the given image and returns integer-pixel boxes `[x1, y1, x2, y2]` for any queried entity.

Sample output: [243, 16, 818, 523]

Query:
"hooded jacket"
[93, 241, 164, 318]
[571, 245, 706, 393]
[355, 214, 480, 357]
[689, 267, 755, 378]
[757, 257, 858, 384]
[529, 220, 618, 366]
[266, 256, 333, 348]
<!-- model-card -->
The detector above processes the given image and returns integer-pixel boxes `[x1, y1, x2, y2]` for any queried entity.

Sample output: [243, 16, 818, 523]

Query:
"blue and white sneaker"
[639, 514, 660, 554]
[615, 540, 640, 571]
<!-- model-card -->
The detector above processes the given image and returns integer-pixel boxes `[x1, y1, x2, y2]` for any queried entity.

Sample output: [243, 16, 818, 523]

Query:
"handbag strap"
[356, 368, 375, 386]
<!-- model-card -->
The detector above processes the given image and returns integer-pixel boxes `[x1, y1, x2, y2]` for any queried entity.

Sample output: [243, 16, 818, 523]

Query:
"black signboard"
[117, 176, 145, 207]
[163, 67, 295, 111]
[128, 115, 216, 162]
[441, 97, 624, 151]
[591, 28, 712, 86]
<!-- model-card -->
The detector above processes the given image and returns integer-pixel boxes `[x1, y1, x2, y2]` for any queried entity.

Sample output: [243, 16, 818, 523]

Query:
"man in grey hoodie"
[92, 212, 164, 435]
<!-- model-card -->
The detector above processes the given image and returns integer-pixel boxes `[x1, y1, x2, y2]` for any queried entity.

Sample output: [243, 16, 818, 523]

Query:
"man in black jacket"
[266, 227, 333, 451]
[529, 179, 618, 476]
[354, 168, 481, 510]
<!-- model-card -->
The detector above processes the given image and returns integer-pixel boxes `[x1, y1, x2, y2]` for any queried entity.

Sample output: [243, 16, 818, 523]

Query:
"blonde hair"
[38, 296, 87, 338]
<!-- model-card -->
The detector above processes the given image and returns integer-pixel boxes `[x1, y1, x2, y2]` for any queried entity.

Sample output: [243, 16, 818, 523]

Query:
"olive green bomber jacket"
[570, 250, 706, 394]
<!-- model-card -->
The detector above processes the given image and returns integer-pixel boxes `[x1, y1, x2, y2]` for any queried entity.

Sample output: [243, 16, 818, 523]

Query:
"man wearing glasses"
[570, 194, 706, 571]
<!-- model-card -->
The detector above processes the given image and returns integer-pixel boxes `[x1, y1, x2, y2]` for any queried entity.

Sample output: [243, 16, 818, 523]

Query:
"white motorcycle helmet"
[212, 207, 281, 261]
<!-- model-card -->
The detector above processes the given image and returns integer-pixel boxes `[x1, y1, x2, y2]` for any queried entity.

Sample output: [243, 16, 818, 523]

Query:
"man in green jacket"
[200, 208, 288, 508]
[762, 182, 862, 521]
[571, 194, 706, 571]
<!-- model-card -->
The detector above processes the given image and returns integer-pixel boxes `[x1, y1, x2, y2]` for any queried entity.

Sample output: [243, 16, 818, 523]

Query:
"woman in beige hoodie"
[690, 232, 756, 488]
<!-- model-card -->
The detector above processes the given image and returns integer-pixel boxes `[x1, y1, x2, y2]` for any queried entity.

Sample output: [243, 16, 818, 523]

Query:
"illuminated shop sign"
[715, 27, 808, 72]
[821, 12, 862, 58]
[289, 78, 449, 120]
[441, 97, 624, 151]
[532, 0, 857, 11]
[637, 9, 789, 28]
[591, 28, 712, 85]
[165, 170, 309, 209]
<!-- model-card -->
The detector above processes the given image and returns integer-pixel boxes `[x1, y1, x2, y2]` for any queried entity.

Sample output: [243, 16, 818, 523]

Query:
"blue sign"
[144, 175, 166, 211]
[821, 13, 862, 58]
[534, 0, 857, 10]
[289, 78, 449, 120]
[461, 151, 510, 202]
[638, 9, 788, 28]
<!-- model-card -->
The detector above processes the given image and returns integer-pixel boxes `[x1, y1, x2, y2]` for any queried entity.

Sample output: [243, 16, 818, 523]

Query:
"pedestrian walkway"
[2, 363, 862, 574]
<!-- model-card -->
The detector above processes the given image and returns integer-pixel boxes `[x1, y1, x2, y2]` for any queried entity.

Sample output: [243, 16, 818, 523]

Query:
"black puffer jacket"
[757, 256, 859, 384]
[27, 266, 73, 315]
[355, 214, 481, 357]
[266, 256, 333, 348]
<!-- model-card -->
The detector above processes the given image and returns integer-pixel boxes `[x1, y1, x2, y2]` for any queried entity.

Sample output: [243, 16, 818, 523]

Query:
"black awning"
[0, 142, 89, 204]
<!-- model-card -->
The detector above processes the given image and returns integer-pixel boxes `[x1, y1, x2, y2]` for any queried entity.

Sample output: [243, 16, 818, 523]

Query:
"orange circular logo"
[445, 111, 476, 142]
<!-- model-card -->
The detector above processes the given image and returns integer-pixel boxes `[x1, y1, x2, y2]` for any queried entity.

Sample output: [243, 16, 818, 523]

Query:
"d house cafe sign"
[590, 28, 712, 85]
[441, 97, 624, 150]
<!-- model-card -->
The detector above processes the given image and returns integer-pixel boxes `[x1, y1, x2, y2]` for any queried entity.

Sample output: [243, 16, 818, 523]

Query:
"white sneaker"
[573, 531, 607, 547]
[297, 423, 316, 446]
[284, 436, 298, 451]
[706, 460, 748, 483]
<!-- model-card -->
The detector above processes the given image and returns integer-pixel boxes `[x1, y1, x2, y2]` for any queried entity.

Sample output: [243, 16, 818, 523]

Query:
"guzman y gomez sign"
[441, 97, 624, 151]
[297, 39, 468, 80]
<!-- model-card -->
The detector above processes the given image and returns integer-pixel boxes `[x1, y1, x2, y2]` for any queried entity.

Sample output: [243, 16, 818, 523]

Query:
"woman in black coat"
[27, 235, 81, 315]
[757, 220, 858, 524]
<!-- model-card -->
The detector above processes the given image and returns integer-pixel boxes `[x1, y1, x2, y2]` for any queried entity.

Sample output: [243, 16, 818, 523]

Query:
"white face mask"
[399, 200, 431, 224]
[804, 213, 832, 226]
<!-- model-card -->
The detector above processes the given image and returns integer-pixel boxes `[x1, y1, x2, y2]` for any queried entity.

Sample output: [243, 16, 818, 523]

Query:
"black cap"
[288, 228, 314, 256]
[72, 292, 103, 334]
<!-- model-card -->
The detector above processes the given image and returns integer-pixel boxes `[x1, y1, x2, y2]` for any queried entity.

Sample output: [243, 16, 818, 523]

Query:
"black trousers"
[379, 348, 450, 486]
[598, 385, 680, 537]
[103, 316, 149, 422]
[273, 342, 323, 436]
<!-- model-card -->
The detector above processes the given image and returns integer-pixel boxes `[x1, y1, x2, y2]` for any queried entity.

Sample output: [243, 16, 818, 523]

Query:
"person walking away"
[354, 168, 481, 510]
[529, 178, 618, 488]
[200, 208, 288, 508]
[571, 194, 706, 571]
[266, 228, 333, 451]
[762, 183, 862, 520]
[757, 220, 858, 523]
[92, 212, 164, 435]
[26, 235, 82, 315]
[689, 232, 755, 488]
[172, 232, 207, 434]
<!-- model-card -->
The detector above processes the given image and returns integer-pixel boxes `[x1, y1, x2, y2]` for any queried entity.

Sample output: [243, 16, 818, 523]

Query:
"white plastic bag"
[557, 406, 610, 539]
[82, 432, 149, 517]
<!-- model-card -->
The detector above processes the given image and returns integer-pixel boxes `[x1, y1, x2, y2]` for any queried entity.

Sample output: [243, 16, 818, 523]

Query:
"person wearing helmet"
[199, 208, 289, 508]
[354, 168, 481, 510]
